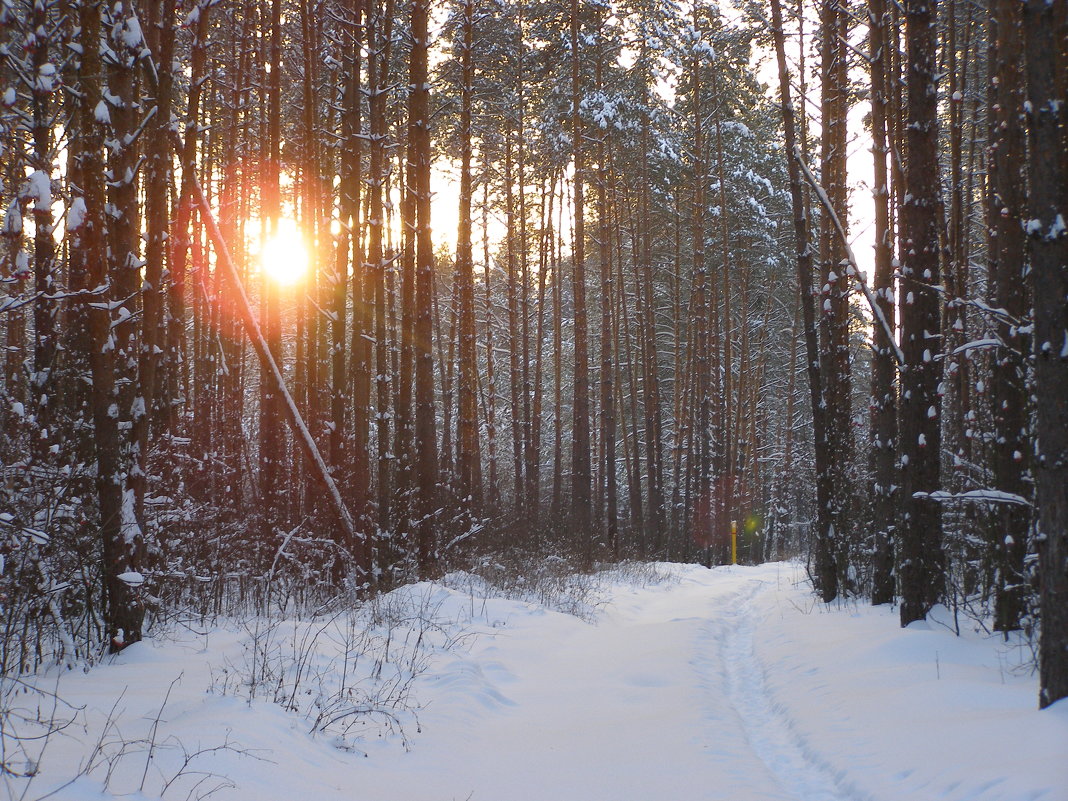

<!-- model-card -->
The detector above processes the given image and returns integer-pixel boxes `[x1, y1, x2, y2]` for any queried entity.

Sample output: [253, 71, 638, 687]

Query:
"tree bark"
[898, 0, 945, 626]
[455, 0, 482, 515]
[409, 0, 439, 575]
[769, 0, 835, 600]
[72, 0, 142, 651]
[1022, 0, 1068, 709]
[818, 0, 852, 589]
[987, 0, 1031, 633]
[868, 0, 898, 606]
[570, 0, 592, 539]
[595, 14, 617, 556]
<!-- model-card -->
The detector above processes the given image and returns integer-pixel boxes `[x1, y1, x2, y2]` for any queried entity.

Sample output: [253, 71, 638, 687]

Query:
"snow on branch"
[915, 489, 1031, 507]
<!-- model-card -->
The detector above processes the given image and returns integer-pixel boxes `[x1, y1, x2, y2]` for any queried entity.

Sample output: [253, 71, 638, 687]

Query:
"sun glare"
[260, 220, 309, 286]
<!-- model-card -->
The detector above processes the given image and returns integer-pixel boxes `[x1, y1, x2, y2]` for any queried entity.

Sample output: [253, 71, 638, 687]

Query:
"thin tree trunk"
[482, 176, 500, 514]
[409, 0, 439, 574]
[595, 17, 617, 556]
[504, 136, 523, 510]
[868, 0, 898, 605]
[689, 12, 712, 557]
[342, 0, 370, 566]
[258, 0, 285, 533]
[550, 180, 564, 522]
[570, 0, 592, 539]
[769, 0, 835, 600]
[132, 0, 176, 533]
[530, 175, 555, 528]
[369, 0, 394, 536]
[638, 109, 664, 552]
[455, 0, 482, 515]
[710, 58, 732, 548]
[987, 0, 1031, 633]
[29, 0, 57, 459]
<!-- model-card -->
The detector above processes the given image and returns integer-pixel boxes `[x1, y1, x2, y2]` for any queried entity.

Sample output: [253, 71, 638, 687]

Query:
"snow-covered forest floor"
[5, 562, 1066, 801]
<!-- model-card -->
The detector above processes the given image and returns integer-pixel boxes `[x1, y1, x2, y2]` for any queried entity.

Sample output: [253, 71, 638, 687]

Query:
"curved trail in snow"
[706, 579, 865, 801]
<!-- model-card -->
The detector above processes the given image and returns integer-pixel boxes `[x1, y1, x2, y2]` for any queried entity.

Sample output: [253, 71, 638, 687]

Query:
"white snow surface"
[7, 563, 1066, 801]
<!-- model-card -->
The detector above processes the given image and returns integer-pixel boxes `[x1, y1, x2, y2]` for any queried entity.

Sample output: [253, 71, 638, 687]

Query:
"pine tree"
[898, 0, 945, 626]
[1022, 0, 1068, 710]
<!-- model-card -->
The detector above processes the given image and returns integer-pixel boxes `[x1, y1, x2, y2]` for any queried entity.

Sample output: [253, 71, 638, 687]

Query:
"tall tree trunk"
[638, 107, 664, 552]
[818, 0, 851, 589]
[482, 176, 500, 514]
[529, 176, 554, 529]
[689, 9, 712, 558]
[1022, 0, 1068, 710]
[710, 54, 732, 550]
[2, 35, 26, 442]
[454, 0, 482, 515]
[504, 136, 523, 511]
[133, 0, 177, 533]
[595, 16, 617, 556]
[300, 0, 323, 487]
[368, 0, 394, 536]
[942, 0, 974, 497]
[868, 0, 898, 605]
[396, 153, 416, 540]
[569, 0, 592, 538]
[259, 0, 285, 533]
[769, 0, 835, 600]
[987, 0, 1031, 633]
[29, 0, 57, 459]
[339, 0, 368, 568]
[898, 0, 945, 626]
[72, 0, 142, 651]
[167, 0, 210, 437]
[409, 0, 439, 575]
[515, 13, 535, 524]
[618, 197, 644, 543]
[105, 0, 146, 563]
[550, 182, 564, 522]
[347, 0, 372, 560]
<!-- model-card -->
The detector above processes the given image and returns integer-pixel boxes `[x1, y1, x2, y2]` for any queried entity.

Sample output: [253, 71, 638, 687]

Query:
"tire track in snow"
[707, 579, 868, 801]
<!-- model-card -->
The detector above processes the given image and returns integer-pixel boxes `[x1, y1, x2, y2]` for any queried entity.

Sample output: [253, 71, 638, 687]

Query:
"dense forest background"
[0, 0, 1065, 707]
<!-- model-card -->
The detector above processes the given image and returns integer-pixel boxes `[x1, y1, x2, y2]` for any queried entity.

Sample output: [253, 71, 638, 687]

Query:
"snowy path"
[16, 563, 1068, 801]
[280, 563, 1064, 801]
[712, 581, 858, 801]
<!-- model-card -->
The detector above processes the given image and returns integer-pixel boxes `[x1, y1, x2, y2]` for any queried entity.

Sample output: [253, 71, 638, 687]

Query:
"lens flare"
[260, 220, 308, 286]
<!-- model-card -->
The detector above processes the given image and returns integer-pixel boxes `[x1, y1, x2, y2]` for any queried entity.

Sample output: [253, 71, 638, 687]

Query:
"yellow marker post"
[731, 520, 738, 565]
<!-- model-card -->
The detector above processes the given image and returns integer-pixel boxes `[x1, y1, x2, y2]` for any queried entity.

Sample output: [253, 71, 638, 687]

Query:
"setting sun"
[260, 219, 309, 286]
